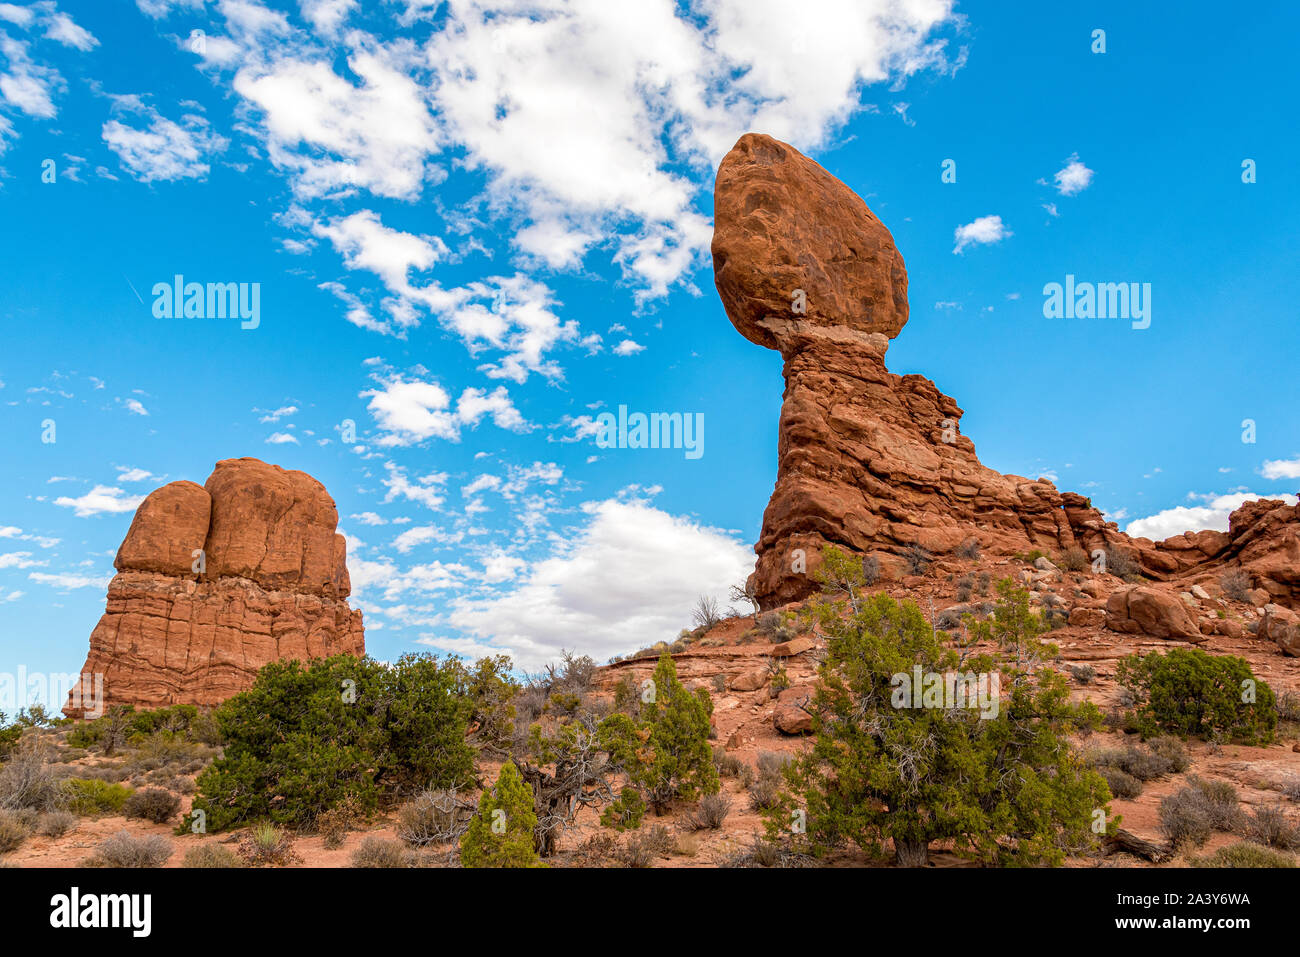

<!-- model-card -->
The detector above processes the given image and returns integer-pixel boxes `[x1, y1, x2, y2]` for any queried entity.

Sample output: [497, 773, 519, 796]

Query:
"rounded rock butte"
[63, 457, 365, 717]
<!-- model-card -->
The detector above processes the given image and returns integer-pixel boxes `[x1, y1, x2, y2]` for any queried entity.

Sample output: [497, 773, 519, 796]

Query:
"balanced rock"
[712, 134, 1129, 609]
[64, 458, 365, 717]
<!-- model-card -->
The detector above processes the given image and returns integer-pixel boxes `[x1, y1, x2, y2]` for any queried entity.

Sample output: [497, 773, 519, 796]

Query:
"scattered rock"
[774, 707, 813, 735]
[771, 636, 814, 657]
[730, 667, 770, 693]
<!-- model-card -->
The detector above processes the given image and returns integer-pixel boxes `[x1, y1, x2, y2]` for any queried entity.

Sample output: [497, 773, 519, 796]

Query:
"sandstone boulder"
[115, 481, 211, 577]
[771, 636, 814, 657]
[1105, 586, 1204, 641]
[774, 706, 814, 735]
[1260, 605, 1300, 657]
[730, 667, 769, 693]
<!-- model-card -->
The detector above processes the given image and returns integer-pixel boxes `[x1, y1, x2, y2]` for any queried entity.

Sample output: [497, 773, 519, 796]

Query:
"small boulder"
[730, 667, 769, 692]
[771, 636, 814, 657]
[774, 707, 813, 735]
[1259, 605, 1300, 657]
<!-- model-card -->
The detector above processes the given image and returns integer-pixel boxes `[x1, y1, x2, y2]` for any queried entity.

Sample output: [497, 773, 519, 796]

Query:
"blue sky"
[1, 1, 1298, 704]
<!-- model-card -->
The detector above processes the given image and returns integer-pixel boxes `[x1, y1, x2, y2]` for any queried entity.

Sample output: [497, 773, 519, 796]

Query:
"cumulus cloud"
[171, 0, 961, 373]
[953, 214, 1011, 254]
[54, 485, 146, 517]
[361, 374, 528, 445]
[1260, 456, 1300, 480]
[1052, 153, 1094, 196]
[102, 99, 228, 183]
[1126, 491, 1299, 541]
[446, 497, 753, 670]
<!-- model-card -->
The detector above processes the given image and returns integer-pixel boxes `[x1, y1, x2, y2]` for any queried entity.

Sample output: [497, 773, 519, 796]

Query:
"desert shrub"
[1187, 776, 1242, 830]
[691, 595, 723, 631]
[459, 761, 543, 868]
[1159, 788, 1215, 848]
[123, 788, 181, 824]
[954, 575, 974, 603]
[618, 824, 673, 867]
[1117, 648, 1276, 745]
[1099, 767, 1143, 799]
[240, 823, 297, 867]
[0, 743, 63, 811]
[599, 654, 718, 813]
[183, 844, 243, 868]
[770, 573, 1111, 867]
[1275, 690, 1300, 723]
[686, 793, 732, 830]
[1069, 664, 1096, 684]
[757, 612, 795, 643]
[0, 810, 29, 853]
[815, 545, 878, 597]
[904, 543, 933, 576]
[713, 747, 744, 778]
[61, 778, 132, 815]
[1058, 547, 1089, 572]
[89, 831, 172, 868]
[351, 836, 412, 868]
[1190, 842, 1296, 868]
[955, 539, 981, 561]
[186, 653, 475, 832]
[599, 786, 645, 831]
[1104, 547, 1141, 580]
[711, 674, 727, 693]
[748, 753, 789, 811]
[450, 654, 519, 757]
[1220, 568, 1252, 602]
[68, 704, 215, 753]
[35, 810, 76, 838]
[1246, 805, 1300, 849]
[1146, 736, 1190, 773]
[396, 788, 473, 847]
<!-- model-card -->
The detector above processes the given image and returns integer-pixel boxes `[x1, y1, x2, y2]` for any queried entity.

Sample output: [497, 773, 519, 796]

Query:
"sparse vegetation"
[87, 830, 173, 868]
[686, 793, 732, 830]
[1220, 568, 1252, 602]
[691, 594, 723, 631]
[1057, 547, 1089, 572]
[955, 539, 981, 561]
[61, 778, 133, 815]
[459, 761, 543, 868]
[183, 844, 244, 868]
[1189, 842, 1296, 868]
[903, 543, 933, 576]
[1117, 648, 1276, 745]
[768, 559, 1111, 867]
[186, 653, 478, 832]
[123, 788, 181, 824]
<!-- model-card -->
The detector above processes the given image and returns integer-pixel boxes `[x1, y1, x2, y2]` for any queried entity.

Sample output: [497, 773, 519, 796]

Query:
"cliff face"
[64, 457, 364, 717]
[712, 133, 1300, 610]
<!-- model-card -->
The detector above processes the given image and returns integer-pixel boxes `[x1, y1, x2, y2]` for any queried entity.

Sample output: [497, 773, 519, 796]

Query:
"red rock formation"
[64, 458, 364, 717]
[713, 133, 1300, 611]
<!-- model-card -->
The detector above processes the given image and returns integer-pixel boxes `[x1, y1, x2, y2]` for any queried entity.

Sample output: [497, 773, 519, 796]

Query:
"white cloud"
[362, 374, 528, 445]
[256, 404, 299, 422]
[115, 466, 155, 482]
[177, 0, 961, 367]
[351, 511, 387, 526]
[102, 100, 228, 183]
[265, 431, 300, 445]
[447, 497, 753, 670]
[1261, 457, 1300, 480]
[612, 339, 645, 356]
[0, 551, 44, 569]
[1052, 153, 1094, 196]
[953, 214, 1011, 254]
[380, 461, 447, 511]
[1126, 491, 1299, 541]
[28, 570, 112, 590]
[54, 485, 146, 517]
